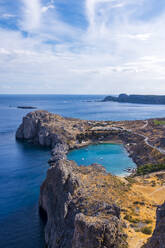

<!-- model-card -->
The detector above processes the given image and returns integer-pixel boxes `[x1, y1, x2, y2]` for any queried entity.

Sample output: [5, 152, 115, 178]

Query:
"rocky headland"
[103, 94, 165, 105]
[16, 110, 165, 248]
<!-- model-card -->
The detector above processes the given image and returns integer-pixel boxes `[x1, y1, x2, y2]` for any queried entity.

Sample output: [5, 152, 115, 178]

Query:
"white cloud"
[1, 13, 16, 19]
[0, 48, 10, 54]
[41, 4, 54, 13]
[119, 33, 152, 41]
[1, 0, 165, 94]
[21, 0, 41, 31]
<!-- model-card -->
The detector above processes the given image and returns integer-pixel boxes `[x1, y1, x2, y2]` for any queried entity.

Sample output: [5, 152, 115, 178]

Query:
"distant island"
[17, 106, 37, 109]
[103, 94, 165, 104]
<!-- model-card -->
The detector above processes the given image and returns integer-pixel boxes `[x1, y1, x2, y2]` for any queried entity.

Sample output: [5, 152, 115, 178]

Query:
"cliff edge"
[144, 202, 165, 248]
[39, 159, 128, 248]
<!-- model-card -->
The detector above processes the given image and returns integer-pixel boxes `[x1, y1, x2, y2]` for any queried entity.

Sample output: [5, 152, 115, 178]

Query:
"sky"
[0, 0, 165, 94]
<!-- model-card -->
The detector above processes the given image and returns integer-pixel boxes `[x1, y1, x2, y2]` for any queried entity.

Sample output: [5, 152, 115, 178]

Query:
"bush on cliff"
[140, 226, 152, 235]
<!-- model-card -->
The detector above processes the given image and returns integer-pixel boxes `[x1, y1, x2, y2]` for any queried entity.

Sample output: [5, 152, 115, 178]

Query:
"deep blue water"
[68, 143, 135, 175]
[1, 94, 165, 248]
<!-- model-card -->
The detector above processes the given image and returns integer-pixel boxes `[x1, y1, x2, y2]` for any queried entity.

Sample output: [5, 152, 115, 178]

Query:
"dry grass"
[75, 165, 165, 248]
[73, 164, 165, 248]
[121, 172, 165, 248]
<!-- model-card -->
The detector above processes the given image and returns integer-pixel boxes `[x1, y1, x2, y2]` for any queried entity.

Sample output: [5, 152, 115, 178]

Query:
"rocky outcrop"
[39, 159, 128, 248]
[145, 202, 165, 248]
[48, 143, 69, 164]
[39, 160, 79, 248]
[16, 111, 72, 146]
[72, 213, 126, 248]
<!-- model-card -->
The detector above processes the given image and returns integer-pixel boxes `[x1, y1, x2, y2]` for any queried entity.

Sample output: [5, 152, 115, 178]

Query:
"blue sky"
[0, 0, 165, 94]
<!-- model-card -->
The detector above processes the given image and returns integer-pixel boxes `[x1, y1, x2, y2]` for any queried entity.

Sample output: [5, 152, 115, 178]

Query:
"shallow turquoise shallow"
[67, 143, 135, 175]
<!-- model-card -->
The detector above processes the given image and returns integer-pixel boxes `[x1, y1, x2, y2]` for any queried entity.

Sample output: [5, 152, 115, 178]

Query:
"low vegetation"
[153, 119, 165, 125]
[124, 214, 140, 223]
[136, 163, 165, 175]
[140, 226, 152, 235]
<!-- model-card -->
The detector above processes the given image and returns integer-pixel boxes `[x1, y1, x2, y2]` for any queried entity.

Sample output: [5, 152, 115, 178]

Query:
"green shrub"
[133, 201, 145, 206]
[144, 219, 152, 224]
[136, 164, 165, 176]
[124, 214, 139, 223]
[140, 226, 152, 235]
[151, 180, 156, 187]
[153, 120, 165, 125]
[125, 177, 136, 184]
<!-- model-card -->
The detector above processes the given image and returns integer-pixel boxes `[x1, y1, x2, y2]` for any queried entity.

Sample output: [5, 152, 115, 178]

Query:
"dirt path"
[135, 238, 146, 248]
[120, 120, 165, 155]
[149, 185, 165, 196]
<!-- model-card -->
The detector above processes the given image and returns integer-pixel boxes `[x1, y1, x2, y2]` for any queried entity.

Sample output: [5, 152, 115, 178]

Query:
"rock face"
[16, 111, 70, 146]
[16, 110, 89, 149]
[72, 213, 124, 248]
[145, 202, 165, 248]
[39, 160, 79, 248]
[39, 159, 128, 248]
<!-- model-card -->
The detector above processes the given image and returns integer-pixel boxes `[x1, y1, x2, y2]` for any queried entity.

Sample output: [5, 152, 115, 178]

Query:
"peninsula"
[103, 94, 165, 105]
[16, 111, 165, 248]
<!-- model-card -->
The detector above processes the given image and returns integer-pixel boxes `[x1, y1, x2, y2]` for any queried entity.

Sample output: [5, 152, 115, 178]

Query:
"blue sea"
[1, 94, 165, 248]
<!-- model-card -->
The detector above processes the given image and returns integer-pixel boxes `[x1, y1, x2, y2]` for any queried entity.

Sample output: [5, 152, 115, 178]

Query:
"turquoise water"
[1, 94, 165, 247]
[68, 143, 135, 175]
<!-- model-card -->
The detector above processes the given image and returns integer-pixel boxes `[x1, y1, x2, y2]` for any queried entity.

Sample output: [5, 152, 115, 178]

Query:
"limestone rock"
[145, 202, 165, 248]
[39, 159, 128, 248]
[72, 213, 127, 248]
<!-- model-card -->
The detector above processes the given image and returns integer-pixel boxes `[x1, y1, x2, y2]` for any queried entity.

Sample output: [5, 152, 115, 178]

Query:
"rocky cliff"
[39, 159, 128, 248]
[144, 202, 165, 248]
[16, 110, 88, 148]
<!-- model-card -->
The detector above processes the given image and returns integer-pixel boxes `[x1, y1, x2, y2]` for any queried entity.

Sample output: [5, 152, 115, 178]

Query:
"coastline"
[67, 142, 135, 176]
[103, 94, 165, 105]
[16, 110, 165, 248]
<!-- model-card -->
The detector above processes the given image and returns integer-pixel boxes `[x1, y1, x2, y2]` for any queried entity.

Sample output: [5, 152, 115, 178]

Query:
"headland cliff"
[103, 94, 165, 105]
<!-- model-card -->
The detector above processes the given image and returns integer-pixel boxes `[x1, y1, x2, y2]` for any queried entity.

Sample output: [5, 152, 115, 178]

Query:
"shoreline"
[16, 110, 165, 178]
[67, 141, 136, 177]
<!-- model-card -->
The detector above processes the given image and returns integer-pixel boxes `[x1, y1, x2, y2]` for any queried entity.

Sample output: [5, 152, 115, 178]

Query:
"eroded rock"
[39, 159, 128, 248]
[145, 202, 165, 248]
